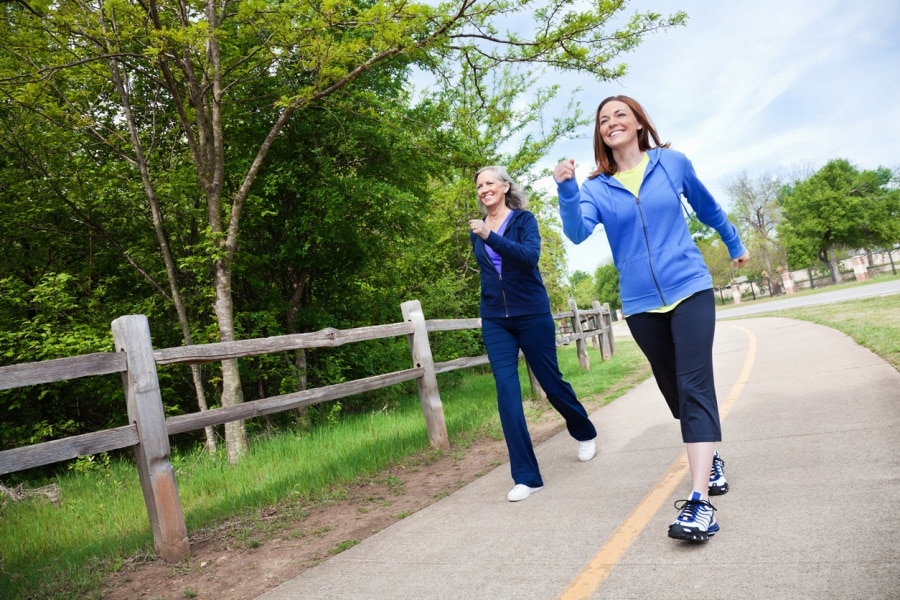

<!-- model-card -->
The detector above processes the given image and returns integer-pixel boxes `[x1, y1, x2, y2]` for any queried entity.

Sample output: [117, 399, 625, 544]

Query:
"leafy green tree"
[593, 263, 620, 314]
[0, 0, 685, 459]
[688, 217, 736, 289]
[725, 172, 788, 293]
[390, 63, 594, 314]
[854, 170, 900, 255]
[0, 102, 180, 450]
[235, 79, 446, 413]
[569, 270, 594, 309]
[778, 159, 898, 282]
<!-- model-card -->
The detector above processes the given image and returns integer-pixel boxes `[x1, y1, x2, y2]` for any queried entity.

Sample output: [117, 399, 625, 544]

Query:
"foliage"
[777, 159, 900, 276]
[593, 263, 621, 313]
[569, 270, 594, 309]
[725, 171, 789, 291]
[0, 0, 686, 453]
[0, 272, 140, 450]
[682, 217, 735, 288]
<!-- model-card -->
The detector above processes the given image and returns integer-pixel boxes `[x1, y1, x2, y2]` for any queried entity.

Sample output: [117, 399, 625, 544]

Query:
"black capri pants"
[625, 289, 722, 443]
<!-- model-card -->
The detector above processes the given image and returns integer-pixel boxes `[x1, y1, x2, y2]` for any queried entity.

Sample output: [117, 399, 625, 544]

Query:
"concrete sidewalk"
[258, 317, 900, 600]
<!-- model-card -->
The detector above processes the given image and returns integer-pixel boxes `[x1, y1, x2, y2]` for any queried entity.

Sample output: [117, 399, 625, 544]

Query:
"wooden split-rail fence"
[0, 299, 614, 562]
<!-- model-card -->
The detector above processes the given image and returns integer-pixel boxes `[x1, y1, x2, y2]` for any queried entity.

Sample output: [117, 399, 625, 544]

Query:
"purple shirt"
[485, 211, 514, 274]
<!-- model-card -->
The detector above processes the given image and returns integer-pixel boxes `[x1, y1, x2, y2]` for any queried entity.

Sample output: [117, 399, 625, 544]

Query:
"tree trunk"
[190, 365, 217, 453]
[761, 248, 780, 295]
[214, 259, 249, 463]
[825, 245, 843, 284]
[293, 349, 311, 431]
[104, 46, 218, 453]
[287, 266, 311, 430]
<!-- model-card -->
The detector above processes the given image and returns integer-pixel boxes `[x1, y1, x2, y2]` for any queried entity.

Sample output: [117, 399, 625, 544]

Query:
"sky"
[530, 0, 900, 275]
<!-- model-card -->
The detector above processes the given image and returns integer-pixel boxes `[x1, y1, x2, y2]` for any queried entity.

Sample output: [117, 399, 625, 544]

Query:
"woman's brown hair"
[591, 95, 670, 177]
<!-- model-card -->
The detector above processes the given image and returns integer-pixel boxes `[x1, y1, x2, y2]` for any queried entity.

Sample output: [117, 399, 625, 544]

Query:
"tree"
[778, 159, 898, 282]
[1, 0, 685, 461]
[569, 270, 594, 309]
[593, 263, 620, 314]
[0, 98, 183, 450]
[686, 217, 736, 289]
[854, 169, 900, 256]
[725, 172, 787, 293]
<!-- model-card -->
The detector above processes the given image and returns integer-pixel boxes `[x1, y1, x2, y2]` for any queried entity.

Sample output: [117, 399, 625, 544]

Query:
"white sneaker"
[507, 484, 543, 502]
[578, 439, 597, 462]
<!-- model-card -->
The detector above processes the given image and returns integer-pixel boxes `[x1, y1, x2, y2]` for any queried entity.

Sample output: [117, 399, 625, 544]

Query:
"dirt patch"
[100, 410, 568, 600]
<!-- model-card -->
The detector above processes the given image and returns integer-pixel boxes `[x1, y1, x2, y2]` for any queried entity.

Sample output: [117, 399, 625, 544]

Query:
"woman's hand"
[469, 219, 490, 240]
[553, 159, 576, 182]
[733, 251, 750, 268]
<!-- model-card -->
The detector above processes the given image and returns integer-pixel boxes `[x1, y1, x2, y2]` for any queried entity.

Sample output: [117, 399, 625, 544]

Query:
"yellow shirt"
[613, 152, 649, 199]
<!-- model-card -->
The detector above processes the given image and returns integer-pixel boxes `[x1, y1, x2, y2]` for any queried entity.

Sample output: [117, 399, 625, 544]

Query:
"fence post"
[525, 360, 547, 403]
[587, 309, 600, 350]
[111, 315, 190, 562]
[602, 302, 615, 357]
[590, 301, 603, 355]
[567, 299, 590, 371]
[593, 301, 614, 360]
[400, 300, 450, 450]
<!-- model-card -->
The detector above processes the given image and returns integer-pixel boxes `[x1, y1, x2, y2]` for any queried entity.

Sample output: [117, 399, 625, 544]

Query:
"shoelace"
[673, 497, 717, 522]
[710, 455, 725, 478]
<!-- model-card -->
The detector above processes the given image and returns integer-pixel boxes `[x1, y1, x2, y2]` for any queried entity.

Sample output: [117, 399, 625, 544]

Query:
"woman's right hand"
[553, 159, 576, 182]
[469, 219, 490, 240]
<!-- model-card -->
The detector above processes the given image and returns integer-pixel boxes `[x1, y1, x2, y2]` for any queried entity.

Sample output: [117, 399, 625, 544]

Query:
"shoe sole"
[668, 522, 719, 542]
[507, 486, 543, 502]
[708, 482, 729, 496]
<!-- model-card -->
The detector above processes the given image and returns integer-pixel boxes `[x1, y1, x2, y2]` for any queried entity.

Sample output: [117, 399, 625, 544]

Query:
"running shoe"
[668, 491, 719, 542]
[708, 449, 729, 496]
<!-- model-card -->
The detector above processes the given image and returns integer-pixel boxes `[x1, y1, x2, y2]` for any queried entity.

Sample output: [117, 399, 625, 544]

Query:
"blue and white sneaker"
[668, 491, 719, 542]
[708, 449, 729, 496]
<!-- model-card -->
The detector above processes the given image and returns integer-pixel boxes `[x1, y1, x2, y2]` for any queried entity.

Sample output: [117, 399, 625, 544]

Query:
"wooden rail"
[0, 352, 126, 391]
[0, 299, 613, 562]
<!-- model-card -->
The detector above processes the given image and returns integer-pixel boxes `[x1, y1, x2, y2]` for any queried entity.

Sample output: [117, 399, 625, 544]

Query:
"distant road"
[610, 279, 900, 338]
[716, 278, 900, 319]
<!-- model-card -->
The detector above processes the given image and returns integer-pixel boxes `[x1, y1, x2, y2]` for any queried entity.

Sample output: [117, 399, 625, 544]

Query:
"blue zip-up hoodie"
[471, 209, 552, 318]
[557, 148, 747, 315]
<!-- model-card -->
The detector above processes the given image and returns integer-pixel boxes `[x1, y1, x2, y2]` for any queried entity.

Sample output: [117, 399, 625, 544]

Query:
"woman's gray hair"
[474, 165, 528, 214]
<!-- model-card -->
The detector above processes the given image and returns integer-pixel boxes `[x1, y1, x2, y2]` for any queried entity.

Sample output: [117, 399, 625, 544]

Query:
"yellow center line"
[557, 324, 757, 600]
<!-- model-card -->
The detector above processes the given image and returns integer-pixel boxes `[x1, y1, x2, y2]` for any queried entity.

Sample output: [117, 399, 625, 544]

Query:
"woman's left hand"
[733, 251, 750, 268]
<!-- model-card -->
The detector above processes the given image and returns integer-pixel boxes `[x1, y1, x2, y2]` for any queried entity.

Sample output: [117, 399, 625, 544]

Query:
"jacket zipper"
[482, 229, 510, 318]
[498, 220, 509, 317]
[635, 194, 667, 306]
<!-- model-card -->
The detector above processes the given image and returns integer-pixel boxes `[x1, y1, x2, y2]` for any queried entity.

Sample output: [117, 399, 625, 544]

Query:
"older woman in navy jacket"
[469, 165, 597, 502]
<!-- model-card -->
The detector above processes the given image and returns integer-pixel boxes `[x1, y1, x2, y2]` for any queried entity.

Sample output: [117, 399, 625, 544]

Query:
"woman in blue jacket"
[553, 96, 749, 541]
[469, 165, 597, 502]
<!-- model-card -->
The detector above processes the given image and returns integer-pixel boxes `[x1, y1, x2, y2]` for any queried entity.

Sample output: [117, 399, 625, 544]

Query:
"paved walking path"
[258, 316, 900, 600]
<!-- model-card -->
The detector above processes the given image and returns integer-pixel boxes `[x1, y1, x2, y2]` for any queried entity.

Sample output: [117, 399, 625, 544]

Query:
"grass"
[1, 279, 897, 599]
[716, 272, 900, 370]
[737, 293, 900, 370]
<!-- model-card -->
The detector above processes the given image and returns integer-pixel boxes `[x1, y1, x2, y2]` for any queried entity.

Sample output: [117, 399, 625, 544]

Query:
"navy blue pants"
[482, 313, 597, 487]
[625, 289, 722, 443]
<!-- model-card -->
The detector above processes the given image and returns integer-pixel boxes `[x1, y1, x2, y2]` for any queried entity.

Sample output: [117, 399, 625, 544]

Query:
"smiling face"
[475, 169, 510, 211]
[597, 100, 643, 153]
